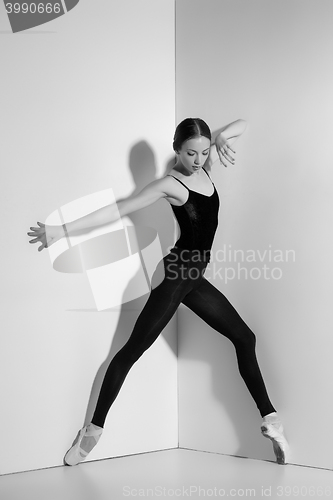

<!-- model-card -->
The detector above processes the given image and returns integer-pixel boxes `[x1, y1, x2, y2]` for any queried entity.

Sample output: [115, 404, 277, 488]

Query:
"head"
[173, 118, 211, 173]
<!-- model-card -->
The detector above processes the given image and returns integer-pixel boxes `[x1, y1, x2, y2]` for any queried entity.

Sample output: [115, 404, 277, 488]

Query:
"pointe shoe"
[261, 415, 290, 465]
[64, 424, 103, 466]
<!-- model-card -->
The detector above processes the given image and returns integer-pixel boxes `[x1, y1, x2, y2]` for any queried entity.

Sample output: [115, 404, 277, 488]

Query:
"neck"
[174, 160, 202, 177]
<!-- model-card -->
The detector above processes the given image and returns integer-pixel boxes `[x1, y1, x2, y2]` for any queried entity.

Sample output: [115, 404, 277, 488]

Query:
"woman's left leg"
[181, 276, 276, 418]
[181, 276, 290, 464]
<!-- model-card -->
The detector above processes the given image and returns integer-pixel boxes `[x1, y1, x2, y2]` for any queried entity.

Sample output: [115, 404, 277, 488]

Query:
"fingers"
[27, 221, 47, 249]
[27, 231, 43, 244]
[224, 144, 235, 163]
[224, 150, 235, 164]
[28, 226, 45, 236]
[27, 222, 45, 241]
[29, 222, 45, 231]
[38, 241, 47, 252]
[218, 154, 228, 168]
[226, 144, 236, 154]
[216, 139, 236, 167]
[219, 148, 235, 166]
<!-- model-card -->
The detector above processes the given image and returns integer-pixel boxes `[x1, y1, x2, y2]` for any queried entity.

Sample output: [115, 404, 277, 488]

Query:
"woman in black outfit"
[28, 118, 290, 466]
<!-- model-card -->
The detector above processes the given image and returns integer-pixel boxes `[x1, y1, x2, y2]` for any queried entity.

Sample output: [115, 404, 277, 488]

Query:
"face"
[176, 136, 211, 174]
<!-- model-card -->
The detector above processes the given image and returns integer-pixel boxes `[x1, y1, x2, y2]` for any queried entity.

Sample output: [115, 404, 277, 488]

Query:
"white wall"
[0, 0, 176, 474]
[176, 0, 333, 469]
[2, 0, 332, 476]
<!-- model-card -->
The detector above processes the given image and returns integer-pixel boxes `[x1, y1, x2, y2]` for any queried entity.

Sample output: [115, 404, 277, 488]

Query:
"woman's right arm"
[66, 178, 169, 233]
[28, 177, 171, 251]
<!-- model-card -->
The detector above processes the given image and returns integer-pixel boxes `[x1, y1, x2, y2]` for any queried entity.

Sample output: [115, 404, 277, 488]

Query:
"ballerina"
[28, 117, 290, 466]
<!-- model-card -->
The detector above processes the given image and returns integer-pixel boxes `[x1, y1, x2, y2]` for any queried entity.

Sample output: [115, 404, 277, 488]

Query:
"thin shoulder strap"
[167, 174, 190, 191]
[202, 167, 214, 185]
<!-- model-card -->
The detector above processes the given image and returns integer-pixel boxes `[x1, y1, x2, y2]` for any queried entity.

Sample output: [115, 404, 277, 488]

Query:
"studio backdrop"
[1, 0, 332, 475]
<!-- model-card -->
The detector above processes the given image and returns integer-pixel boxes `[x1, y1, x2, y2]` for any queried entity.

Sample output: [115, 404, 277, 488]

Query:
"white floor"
[1, 448, 332, 500]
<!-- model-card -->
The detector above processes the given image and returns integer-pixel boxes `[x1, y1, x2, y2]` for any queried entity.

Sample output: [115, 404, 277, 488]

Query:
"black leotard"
[167, 167, 220, 255]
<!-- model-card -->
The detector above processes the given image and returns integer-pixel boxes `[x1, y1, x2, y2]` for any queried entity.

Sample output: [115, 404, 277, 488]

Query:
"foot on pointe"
[261, 412, 290, 465]
[64, 423, 103, 466]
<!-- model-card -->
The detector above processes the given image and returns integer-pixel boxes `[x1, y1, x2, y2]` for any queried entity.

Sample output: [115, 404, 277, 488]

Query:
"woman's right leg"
[65, 255, 189, 465]
[91, 256, 190, 428]
[64, 252, 202, 465]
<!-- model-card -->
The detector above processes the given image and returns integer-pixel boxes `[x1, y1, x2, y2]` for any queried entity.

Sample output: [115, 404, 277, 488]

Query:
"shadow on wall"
[73, 140, 177, 428]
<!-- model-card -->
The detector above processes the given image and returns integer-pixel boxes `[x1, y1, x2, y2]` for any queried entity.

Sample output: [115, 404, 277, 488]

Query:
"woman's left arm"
[207, 119, 247, 168]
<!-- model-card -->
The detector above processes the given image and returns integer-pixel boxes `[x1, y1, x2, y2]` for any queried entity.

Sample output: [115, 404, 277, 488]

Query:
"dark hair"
[173, 118, 211, 152]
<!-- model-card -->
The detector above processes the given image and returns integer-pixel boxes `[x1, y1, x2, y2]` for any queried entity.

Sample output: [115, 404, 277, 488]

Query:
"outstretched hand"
[27, 222, 62, 252]
[215, 133, 236, 168]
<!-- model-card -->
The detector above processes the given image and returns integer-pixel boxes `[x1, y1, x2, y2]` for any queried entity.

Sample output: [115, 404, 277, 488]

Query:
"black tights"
[91, 248, 276, 428]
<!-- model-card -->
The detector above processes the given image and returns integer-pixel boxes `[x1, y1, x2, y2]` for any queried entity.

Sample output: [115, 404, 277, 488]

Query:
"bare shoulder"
[157, 172, 181, 191]
[117, 175, 180, 217]
[138, 174, 182, 200]
[167, 168, 182, 179]
[159, 172, 188, 204]
[203, 164, 212, 176]
[135, 175, 171, 192]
